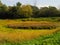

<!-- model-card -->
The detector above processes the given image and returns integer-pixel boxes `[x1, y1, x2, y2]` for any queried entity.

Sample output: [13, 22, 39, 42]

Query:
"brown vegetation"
[7, 21, 57, 29]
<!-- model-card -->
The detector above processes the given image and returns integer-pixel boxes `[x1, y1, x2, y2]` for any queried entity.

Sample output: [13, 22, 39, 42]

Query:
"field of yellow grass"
[0, 19, 60, 42]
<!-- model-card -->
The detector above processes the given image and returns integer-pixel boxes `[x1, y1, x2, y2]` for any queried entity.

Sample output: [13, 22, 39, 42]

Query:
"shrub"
[6, 21, 57, 29]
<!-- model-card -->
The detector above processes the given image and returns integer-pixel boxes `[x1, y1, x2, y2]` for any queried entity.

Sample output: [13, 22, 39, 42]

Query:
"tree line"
[0, 1, 60, 19]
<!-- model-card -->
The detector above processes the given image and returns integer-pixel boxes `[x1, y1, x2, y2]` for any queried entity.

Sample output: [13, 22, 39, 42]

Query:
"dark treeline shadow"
[0, 1, 60, 19]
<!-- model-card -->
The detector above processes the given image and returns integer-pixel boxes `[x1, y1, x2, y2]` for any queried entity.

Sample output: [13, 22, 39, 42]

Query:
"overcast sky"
[1, 0, 60, 8]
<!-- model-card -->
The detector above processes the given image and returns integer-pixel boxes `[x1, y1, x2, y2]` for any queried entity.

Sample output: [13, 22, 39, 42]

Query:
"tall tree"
[48, 6, 59, 17]
[38, 7, 49, 17]
[8, 6, 18, 19]
[31, 6, 39, 17]
[0, 1, 3, 6]
[16, 2, 21, 6]
[0, 1, 8, 18]
[20, 5, 33, 18]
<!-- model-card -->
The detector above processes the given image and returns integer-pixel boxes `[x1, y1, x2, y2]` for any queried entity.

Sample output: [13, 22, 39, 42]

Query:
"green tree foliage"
[7, 2, 22, 19]
[16, 2, 21, 6]
[38, 7, 49, 17]
[0, 1, 3, 6]
[16, 2, 23, 18]
[0, 1, 60, 19]
[0, 1, 8, 19]
[20, 5, 33, 18]
[38, 6, 60, 17]
[48, 6, 59, 17]
[31, 6, 39, 17]
[8, 6, 18, 19]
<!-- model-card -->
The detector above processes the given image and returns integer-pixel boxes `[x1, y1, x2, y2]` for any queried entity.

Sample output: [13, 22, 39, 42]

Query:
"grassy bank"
[0, 17, 60, 45]
[0, 29, 60, 45]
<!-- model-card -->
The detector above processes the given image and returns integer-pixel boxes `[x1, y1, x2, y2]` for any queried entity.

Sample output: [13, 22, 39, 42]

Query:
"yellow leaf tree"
[20, 5, 33, 18]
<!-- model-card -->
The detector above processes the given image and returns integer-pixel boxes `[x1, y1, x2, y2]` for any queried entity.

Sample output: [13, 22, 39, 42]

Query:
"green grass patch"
[0, 30, 60, 45]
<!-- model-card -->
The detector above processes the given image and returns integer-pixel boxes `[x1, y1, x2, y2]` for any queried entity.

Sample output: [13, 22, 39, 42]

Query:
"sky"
[1, 0, 60, 8]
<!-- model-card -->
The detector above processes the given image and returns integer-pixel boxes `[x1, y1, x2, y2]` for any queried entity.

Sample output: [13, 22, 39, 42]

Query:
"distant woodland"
[0, 1, 60, 19]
